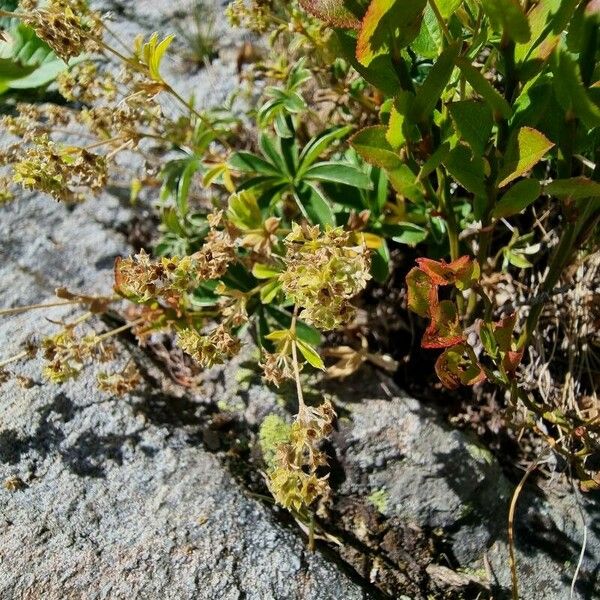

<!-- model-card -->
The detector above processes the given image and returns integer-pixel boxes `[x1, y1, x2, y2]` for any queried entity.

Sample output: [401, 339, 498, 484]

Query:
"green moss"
[368, 488, 389, 513]
[258, 414, 292, 469]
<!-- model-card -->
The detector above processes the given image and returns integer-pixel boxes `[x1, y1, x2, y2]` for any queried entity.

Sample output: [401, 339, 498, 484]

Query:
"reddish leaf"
[415, 256, 479, 288]
[406, 267, 434, 318]
[299, 0, 365, 28]
[502, 350, 524, 374]
[493, 313, 517, 352]
[435, 344, 486, 390]
[422, 300, 463, 348]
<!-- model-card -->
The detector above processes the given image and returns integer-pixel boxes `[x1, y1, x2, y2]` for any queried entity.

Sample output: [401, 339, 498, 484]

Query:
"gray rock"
[330, 370, 600, 599]
[0, 194, 371, 600]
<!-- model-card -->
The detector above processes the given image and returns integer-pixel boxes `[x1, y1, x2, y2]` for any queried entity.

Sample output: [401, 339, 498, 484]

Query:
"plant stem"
[290, 307, 306, 415]
[518, 221, 578, 349]
[428, 0, 453, 45]
[0, 350, 29, 369]
[0, 301, 76, 316]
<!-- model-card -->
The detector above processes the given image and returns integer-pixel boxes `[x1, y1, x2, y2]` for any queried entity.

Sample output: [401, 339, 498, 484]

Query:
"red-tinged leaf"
[502, 349, 524, 374]
[356, 0, 426, 66]
[493, 313, 517, 352]
[415, 256, 478, 288]
[435, 344, 486, 389]
[422, 300, 463, 349]
[298, 0, 366, 28]
[406, 267, 434, 317]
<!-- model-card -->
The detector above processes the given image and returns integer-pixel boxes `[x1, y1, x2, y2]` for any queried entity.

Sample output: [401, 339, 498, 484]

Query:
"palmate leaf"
[303, 161, 373, 189]
[294, 182, 336, 226]
[0, 22, 66, 92]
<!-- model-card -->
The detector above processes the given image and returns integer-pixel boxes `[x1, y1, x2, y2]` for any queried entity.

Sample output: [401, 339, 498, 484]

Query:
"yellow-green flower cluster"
[115, 227, 235, 307]
[176, 325, 241, 368]
[225, 0, 270, 32]
[23, 0, 102, 61]
[12, 136, 107, 202]
[42, 329, 97, 383]
[267, 400, 336, 513]
[279, 224, 371, 330]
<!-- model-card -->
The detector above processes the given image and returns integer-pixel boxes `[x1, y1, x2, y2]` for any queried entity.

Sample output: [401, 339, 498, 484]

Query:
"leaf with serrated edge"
[498, 127, 554, 188]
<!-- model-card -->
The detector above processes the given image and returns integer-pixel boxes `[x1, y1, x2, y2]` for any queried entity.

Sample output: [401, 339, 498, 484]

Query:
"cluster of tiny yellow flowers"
[115, 225, 235, 308]
[97, 363, 141, 396]
[260, 350, 295, 387]
[12, 136, 107, 202]
[268, 400, 336, 513]
[225, 0, 271, 32]
[57, 62, 118, 104]
[1, 104, 70, 140]
[41, 329, 97, 383]
[176, 325, 241, 368]
[279, 223, 371, 330]
[21, 0, 102, 61]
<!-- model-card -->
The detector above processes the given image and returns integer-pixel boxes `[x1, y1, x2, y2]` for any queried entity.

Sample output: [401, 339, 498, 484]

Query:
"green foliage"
[2, 0, 600, 530]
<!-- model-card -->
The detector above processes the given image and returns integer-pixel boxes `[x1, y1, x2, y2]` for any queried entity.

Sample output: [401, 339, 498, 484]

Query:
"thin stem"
[290, 307, 306, 415]
[94, 317, 144, 343]
[428, 0, 453, 45]
[0, 300, 76, 316]
[518, 221, 578, 348]
[508, 457, 544, 600]
[0, 350, 29, 369]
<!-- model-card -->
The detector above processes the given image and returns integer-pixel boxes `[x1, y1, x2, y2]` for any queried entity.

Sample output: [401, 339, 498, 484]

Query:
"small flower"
[177, 325, 241, 368]
[97, 363, 141, 396]
[23, 0, 102, 61]
[279, 223, 371, 330]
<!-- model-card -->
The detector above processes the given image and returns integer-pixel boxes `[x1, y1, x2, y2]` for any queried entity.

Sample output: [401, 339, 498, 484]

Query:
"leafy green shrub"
[0, 0, 599, 539]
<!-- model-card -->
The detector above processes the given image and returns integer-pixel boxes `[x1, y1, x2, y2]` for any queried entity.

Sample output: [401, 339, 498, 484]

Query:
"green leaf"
[303, 161, 373, 189]
[298, 125, 353, 173]
[456, 57, 512, 119]
[545, 177, 600, 199]
[265, 305, 322, 346]
[551, 48, 600, 130]
[294, 182, 336, 226]
[387, 164, 425, 202]
[506, 249, 532, 269]
[448, 101, 493, 155]
[356, 0, 426, 67]
[350, 126, 402, 169]
[437, 0, 463, 18]
[418, 141, 451, 181]
[296, 339, 325, 370]
[410, 42, 460, 123]
[493, 179, 541, 218]
[176, 158, 201, 216]
[259, 133, 287, 173]
[443, 144, 487, 197]
[386, 91, 418, 149]
[229, 151, 282, 176]
[406, 266, 433, 318]
[252, 263, 283, 279]
[260, 279, 282, 304]
[383, 222, 428, 246]
[228, 191, 263, 229]
[411, 5, 442, 59]
[298, 0, 367, 28]
[334, 29, 401, 96]
[480, 0, 530, 43]
[371, 238, 391, 283]
[498, 127, 554, 188]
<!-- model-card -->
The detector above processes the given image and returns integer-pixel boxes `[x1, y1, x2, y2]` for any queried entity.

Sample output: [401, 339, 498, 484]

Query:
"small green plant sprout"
[174, 0, 219, 68]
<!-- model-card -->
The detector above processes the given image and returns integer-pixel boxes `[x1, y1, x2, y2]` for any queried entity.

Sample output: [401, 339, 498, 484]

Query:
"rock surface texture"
[1, 1, 599, 600]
